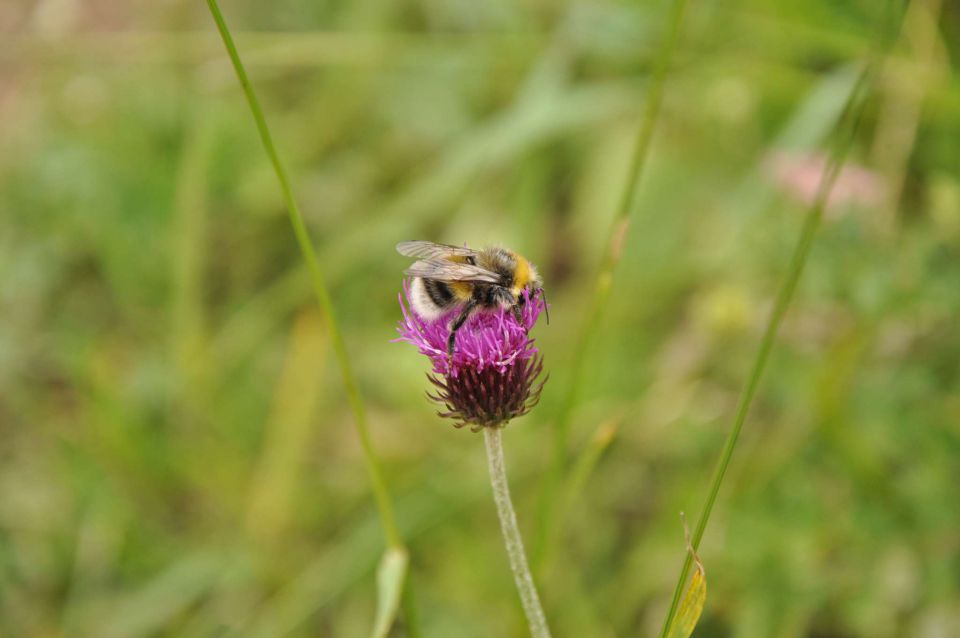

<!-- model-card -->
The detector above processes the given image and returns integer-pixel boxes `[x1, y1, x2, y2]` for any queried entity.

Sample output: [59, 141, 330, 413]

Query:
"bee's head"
[508, 260, 548, 324]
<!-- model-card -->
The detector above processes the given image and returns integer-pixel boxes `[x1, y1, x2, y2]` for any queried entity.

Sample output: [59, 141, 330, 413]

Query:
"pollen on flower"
[395, 281, 548, 431]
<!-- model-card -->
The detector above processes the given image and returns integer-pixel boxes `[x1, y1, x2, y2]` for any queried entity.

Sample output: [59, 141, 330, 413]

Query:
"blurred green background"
[3, 0, 960, 635]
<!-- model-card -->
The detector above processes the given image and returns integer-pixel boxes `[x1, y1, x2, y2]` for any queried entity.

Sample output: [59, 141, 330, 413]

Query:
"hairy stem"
[484, 428, 551, 638]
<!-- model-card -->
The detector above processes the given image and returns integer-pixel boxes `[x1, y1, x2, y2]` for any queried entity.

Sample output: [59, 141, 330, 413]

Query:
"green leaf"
[371, 547, 409, 638]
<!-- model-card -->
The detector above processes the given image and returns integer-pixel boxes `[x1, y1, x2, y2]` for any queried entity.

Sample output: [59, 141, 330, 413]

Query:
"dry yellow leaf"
[666, 516, 707, 638]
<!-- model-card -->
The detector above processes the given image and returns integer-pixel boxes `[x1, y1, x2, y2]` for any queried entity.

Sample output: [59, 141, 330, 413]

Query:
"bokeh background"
[3, 0, 960, 635]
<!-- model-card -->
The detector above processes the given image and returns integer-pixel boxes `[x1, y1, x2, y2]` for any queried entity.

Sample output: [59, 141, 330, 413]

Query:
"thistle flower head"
[396, 281, 548, 431]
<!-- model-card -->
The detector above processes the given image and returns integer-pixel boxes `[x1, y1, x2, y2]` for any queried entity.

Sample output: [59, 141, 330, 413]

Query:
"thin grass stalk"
[203, 4, 421, 633]
[205, 0, 399, 553]
[655, 11, 901, 630]
[534, 0, 690, 565]
[552, 0, 689, 473]
[484, 428, 552, 638]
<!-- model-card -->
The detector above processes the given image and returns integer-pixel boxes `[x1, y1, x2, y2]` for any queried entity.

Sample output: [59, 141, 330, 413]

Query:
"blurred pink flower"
[765, 151, 885, 215]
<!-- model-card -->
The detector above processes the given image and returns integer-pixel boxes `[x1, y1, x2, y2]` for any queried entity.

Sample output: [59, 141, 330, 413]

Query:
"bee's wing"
[396, 240, 478, 260]
[404, 259, 500, 283]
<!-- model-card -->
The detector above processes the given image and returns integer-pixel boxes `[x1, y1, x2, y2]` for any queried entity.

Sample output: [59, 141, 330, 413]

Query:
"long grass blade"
[204, 2, 415, 634]
[205, 0, 400, 551]
[656, 2, 903, 631]
[534, 0, 690, 565]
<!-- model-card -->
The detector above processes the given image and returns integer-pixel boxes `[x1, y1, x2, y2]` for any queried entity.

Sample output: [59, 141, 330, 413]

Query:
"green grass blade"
[657, 0, 906, 630]
[205, 6, 418, 634]
[204, 0, 401, 553]
[534, 0, 690, 566]
[655, 7, 901, 629]
[554, 0, 689, 467]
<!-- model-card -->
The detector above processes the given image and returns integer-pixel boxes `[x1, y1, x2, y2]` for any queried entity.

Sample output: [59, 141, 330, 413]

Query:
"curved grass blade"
[204, 0, 400, 552]
[657, 2, 904, 631]
[203, 1, 418, 634]
[657, 68, 871, 638]
[534, 0, 690, 567]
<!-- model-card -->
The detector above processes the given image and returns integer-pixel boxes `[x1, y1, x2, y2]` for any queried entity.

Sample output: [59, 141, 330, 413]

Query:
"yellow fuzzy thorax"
[511, 254, 531, 296]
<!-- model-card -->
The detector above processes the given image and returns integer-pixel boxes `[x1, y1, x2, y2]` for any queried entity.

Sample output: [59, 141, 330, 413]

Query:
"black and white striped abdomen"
[410, 277, 459, 320]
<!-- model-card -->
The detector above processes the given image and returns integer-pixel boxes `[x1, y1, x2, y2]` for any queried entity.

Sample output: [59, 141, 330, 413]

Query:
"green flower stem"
[204, 0, 402, 552]
[534, 0, 689, 566]
[656, 59, 882, 638]
[484, 428, 552, 638]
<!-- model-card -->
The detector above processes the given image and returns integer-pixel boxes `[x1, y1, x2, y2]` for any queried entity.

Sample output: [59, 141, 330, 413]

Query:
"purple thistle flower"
[396, 281, 548, 431]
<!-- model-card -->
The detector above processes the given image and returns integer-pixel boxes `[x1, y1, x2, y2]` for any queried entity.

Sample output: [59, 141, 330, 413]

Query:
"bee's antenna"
[540, 288, 550, 325]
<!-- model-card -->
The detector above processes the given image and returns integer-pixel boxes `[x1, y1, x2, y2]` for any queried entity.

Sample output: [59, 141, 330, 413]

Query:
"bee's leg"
[511, 303, 524, 327]
[447, 301, 477, 358]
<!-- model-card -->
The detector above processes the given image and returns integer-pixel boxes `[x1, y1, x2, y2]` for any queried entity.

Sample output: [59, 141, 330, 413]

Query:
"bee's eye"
[517, 294, 526, 307]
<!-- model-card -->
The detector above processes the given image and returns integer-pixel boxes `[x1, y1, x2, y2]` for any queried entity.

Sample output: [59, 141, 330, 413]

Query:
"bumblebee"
[397, 240, 548, 355]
